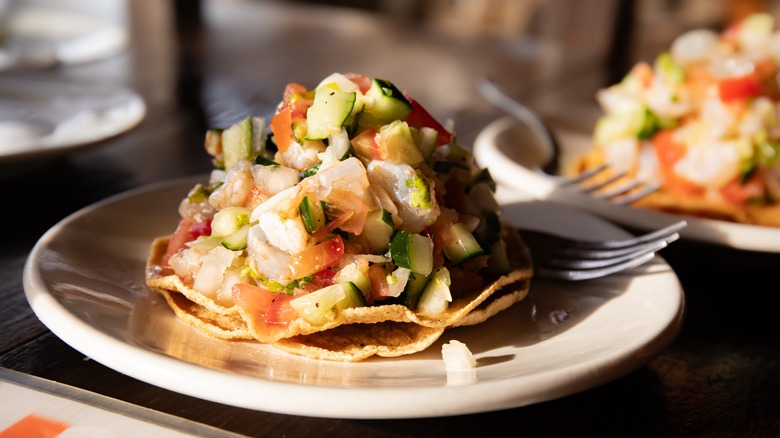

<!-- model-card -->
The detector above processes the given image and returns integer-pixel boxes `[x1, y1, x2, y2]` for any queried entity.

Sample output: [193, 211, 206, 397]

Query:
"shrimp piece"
[246, 226, 294, 282]
[367, 160, 440, 233]
[674, 139, 744, 188]
[208, 160, 254, 210]
[256, 212, 310, 255]
[276, 140, 325, 172]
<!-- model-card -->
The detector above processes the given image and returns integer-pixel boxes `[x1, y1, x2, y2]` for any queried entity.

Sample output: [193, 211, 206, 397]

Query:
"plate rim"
[22, 177, 685, 419]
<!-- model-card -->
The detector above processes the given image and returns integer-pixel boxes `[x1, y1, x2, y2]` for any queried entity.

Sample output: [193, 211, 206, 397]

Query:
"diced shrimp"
[191, 245, 240, 299]
[257, 212, 310, 254]
[246, 226, 295, 282]
[670, 29, 719, 65]
[250, 162, 300, 196]
[645, 79, 691, 118]
[208, 160, 254, 210]
[276, 140, 325, 172]
[366, 160, 440, 233]
[673, 139, 743, 188]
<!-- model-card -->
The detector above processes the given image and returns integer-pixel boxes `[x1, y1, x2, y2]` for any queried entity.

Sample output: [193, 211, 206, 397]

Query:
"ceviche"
[145, 73, 532, 361]
[571, 13, 780, 226]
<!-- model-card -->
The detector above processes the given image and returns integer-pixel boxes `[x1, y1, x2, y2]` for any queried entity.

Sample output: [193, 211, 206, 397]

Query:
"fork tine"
[560, 163, 610, 185]
[611, 182, 661, 205]
[554, 220, 687, 250]
[547, 233, 678, 268]
[536, 251, 658, 282]
[564, 164, 660, 204]
[519, 221, 686, 281]
[577, 171, 628, 193]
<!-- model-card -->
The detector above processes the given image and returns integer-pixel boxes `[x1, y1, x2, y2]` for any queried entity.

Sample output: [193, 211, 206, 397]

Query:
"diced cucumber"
[289, 282, 366, 325]
[363, 78, 412, 127]
[362, 209, 394, 254]
[306, 87, 357, 140]
[443, 223, 484, 265]
[221, 224, 251, 251]
[390, 231, 433, 275]
[222, 116, 253, 169]
[333, 261, 371, 297]
[187, 235, 223, 253]
[403, 270, 431, 310]
[211, 206, 252, 236]
[378, 120, 423, 166]
[298, 196, 326, 234]
[416, 267, 451, 317]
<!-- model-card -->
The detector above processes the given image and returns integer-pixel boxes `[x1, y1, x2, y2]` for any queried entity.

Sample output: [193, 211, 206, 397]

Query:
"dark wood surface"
[2, 1, 779, 436]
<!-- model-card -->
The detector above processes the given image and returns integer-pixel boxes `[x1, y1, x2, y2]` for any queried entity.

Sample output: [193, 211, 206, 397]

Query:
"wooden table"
[2, 1, 778, 436]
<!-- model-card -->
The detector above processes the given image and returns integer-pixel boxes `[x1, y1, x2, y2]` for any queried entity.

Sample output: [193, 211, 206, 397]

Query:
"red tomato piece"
[188, 219, 211, 239]
[288, 235, 345, 280]
[233, 283, 298, 327]
[271, 107, 293, 153]
[351, 128, 383, 160]
[344, 73, 372, 94]
[162, 218, 194, 267]
[405, 97, 453, 146]
[652, 130, 704, 197]
[720, 170, 765, 205]
[718, 73, 762, 102]
[367, 263, 391, 304]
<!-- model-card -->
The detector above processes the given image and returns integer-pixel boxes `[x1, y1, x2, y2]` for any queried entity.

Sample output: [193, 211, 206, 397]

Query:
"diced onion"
[441, 340, 477, 370]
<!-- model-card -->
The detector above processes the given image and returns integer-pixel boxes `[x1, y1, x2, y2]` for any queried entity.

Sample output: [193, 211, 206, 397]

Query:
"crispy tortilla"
[145, 222, 533, 361]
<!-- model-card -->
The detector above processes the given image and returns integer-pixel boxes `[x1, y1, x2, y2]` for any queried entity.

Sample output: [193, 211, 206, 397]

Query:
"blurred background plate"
[0, 1, 129, 71]
[473, 115, 780, 253]
[0, 76, 145, 169]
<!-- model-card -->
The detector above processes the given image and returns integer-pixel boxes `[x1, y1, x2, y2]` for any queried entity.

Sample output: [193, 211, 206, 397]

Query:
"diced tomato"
[367, 263, 391, 304]
[404, 97, 453, 146]
[427, 207, 459, 251]
[282, 83, 308, 107]
[281, 82, 313, 119]
[718, 73, 762, 102]
[288, 235, 345, 280]
[161, 218, 212, 268]
[720, 170, 765, 205]
[233, 283, 298, 328]
[308, 268, 337, 290]
[188, 219, 211, 238]
[271, 107, 293, 153]
[162, 219, 194, 266]
[345, 73, 372, 94]
[652, 129, 704, 197]
[351, 128, 383, 160]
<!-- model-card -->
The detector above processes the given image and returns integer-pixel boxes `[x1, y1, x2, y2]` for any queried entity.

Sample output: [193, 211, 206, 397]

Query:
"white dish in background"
[23, 176, 684, 419]
[474, 115, 780, 253]
[0, 6, 129, 71]
[0, 77, 145, 166]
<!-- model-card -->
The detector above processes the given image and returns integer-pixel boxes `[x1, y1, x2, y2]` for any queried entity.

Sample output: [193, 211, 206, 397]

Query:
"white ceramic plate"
[0, 6, 128, 71]
[23, 177, 684, 419]
[474, 115, 780, 253]
[0, 77, 145, 167]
